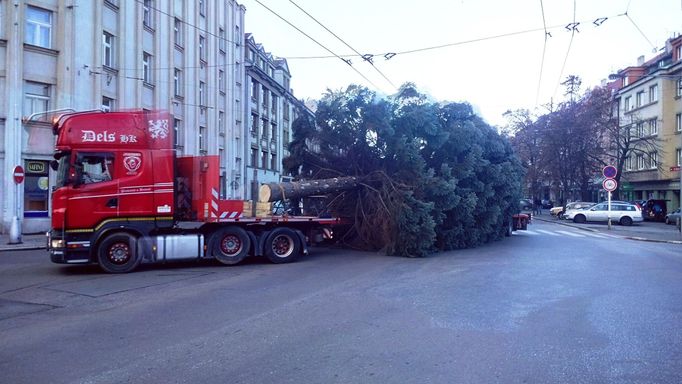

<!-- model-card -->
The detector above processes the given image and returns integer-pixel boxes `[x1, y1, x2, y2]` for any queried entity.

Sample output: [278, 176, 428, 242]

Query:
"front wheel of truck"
[97, 233, 140, 273]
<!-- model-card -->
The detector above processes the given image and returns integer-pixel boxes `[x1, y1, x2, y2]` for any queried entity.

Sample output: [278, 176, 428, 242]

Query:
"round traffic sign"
[13, 165, 25, 184]
[603, 165, 617, 179]
[603, 178, 617, 192]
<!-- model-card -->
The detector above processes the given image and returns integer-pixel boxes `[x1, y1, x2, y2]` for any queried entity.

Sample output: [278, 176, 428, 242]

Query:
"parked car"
[665, 208, 681, 225]
[641, 199, 668, 222]
[549, 205, 564, 217]
[520, 199, 533, 210]
[560, 201, 596, 219]
[541, 199, 554, 209]
[565, 201, 642, 226]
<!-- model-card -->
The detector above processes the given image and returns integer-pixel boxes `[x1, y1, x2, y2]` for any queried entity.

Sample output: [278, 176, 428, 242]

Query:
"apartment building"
[0, 0, 254, 234]
[243, 34, 307, 200]
[612, 35, 682, 211]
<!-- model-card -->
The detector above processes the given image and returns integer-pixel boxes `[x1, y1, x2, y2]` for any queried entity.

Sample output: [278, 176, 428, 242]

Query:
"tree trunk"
[258, 176, 359, 202]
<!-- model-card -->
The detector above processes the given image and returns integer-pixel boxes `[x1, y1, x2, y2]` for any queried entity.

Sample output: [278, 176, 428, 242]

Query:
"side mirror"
[50, 160, 59, 171]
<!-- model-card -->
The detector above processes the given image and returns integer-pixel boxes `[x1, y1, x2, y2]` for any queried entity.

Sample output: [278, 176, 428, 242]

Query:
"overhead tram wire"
[552, 0, 578, 101]
[287, 0, 397, 90]
[282, 12, 624, 61]
[251, 0, 386, 93]
[536, 0, 549, 105]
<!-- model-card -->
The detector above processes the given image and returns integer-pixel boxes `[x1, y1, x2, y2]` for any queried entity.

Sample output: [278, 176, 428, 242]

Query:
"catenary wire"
[251, 0, 387, 93]
[288, 0, 397, 90]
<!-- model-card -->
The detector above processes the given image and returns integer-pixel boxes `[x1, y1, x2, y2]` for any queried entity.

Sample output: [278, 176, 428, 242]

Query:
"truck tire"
[210, 227, 250, 265]
[264, 227, 300, 264]
[97, 233, 140, 273]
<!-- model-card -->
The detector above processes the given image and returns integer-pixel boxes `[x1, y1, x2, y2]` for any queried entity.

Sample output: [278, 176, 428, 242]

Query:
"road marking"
[536, 229, 560, 236]
[555, 230, 585, 237]
[581, 232, 609, 239]
[513, 230, 538, 235]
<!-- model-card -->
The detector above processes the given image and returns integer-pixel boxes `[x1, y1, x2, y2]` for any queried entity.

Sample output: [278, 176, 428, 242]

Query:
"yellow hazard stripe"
[65, 217, 173, 234]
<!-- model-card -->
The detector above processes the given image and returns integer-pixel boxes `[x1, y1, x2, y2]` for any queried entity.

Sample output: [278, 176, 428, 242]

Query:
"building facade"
[243, 33, 306, 200]
[0, 0, 301, 234]
[612, 35, 682, 211]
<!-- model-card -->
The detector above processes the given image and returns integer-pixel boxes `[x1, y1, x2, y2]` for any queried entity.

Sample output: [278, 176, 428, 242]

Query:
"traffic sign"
[13, 165, 25, 184]
[603, 178, 617, 192]
[603, 165, 617, 179]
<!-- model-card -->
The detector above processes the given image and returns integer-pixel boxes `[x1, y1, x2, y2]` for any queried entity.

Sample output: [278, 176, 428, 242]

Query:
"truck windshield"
[54, 153, 71, 188]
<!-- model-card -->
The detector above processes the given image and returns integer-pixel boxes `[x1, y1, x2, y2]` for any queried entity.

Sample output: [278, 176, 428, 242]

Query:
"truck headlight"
[51, 239, 65, 248]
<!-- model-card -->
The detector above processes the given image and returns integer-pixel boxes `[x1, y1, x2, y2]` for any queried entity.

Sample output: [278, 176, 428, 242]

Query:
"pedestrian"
[533, 198, 541, 216]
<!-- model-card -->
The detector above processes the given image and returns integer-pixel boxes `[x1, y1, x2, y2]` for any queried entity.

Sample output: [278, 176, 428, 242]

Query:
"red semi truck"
[47, 110, 342, 273]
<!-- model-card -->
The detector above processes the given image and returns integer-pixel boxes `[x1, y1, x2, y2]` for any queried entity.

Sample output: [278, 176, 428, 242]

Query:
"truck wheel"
[264, 228, 300, 264]
[98, 233, 140, 273]
[210, 227, 250, 265]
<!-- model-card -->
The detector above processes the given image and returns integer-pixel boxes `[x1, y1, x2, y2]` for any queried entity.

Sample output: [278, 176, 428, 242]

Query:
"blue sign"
[603, 165, 617, 179]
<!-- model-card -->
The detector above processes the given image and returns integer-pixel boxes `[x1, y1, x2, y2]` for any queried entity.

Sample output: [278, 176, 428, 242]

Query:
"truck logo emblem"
[148, 119, 169, 140]
[123, 153, 142, 174]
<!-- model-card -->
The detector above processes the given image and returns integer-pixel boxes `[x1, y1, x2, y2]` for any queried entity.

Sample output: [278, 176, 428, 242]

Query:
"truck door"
[66, 152, 118, 229]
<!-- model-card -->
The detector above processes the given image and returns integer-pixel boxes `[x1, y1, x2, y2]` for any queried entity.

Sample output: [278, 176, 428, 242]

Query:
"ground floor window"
[24, 160, 50, 218]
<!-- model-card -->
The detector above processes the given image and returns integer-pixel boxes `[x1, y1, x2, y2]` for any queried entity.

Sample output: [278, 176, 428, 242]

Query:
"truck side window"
[78, 153, 114, 185]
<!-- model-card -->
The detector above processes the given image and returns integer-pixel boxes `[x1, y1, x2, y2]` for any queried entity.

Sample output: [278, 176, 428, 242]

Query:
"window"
[199, 35, 206, 62]
[624, 96, 631, 111]
[24, 81, 50, 116]
[173, 118, 182, 149]
[199, 0, 206, 16]
[676, 148, 681, 166]
[199, 81, 206, 106]
[649, 151, 657, 169]
[261, 151, 268, 169]
[623, 77, 629, 87]
[283, 129, 290, 144]
[218, 111, 225, 135]
[174, 68, 182, 97]
[676, 113, 681, 132]
[636, 122, 644, 137]
[648, 84, 658, 103]
[677, 79, 682, 97]
[262, 87, 269, 109]
[648, 118, 657, 135]
[677, 45, 682, 61]
[283, 101, 290, 120]
[270, 154, 277, 170]
[250, 148, 257, 166]
[635, 91, 644, 107]
[78, 153, 114, 185]
[625, 156, 632, 171]
[174, 18, 183, 47]
[271, 122, 277, 141]
[143, 0, 153, 28]
[102, 97, 114, 112]
[219, 70, 225, 93]
[219, 28, 226, 52]
[199, 126, 206, 152]
[636, 154, 644, 170]
[103, 32, 115, 67]
[251, 79, 259, 101]
[251, 114, 258, 136]
[25, 6, 52, 48]
[23, 160, 50, 218]
[271, 95, 278, 115]
[142, 52, 152, 84]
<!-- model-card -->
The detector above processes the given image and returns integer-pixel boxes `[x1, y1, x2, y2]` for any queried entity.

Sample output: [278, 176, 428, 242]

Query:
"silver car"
[565, 202, 643, 226]
[560, 201, 595, 219]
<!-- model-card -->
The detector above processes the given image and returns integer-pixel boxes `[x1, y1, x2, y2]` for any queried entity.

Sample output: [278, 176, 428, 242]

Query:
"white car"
[565, 202, 642, 226]
[560, 201, 596, 219]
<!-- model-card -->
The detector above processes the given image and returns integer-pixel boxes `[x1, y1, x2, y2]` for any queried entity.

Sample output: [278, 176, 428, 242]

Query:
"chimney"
[637, 55, 645, 66]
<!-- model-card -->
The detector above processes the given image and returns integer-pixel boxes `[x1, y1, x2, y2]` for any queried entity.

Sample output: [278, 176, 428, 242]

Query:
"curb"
[531, 215, 682, 245]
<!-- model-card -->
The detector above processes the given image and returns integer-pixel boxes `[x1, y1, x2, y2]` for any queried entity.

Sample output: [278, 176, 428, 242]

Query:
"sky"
[239, 0, 682, 127]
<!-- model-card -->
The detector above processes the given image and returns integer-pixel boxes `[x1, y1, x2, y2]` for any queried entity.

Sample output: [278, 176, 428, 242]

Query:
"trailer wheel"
[97, 233, 140, 273]
[210, 227, 250, 265]
[264, 228, 300, 264]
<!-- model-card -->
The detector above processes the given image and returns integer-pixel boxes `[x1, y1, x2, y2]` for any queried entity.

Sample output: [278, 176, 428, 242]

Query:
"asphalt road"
[1, 220, 681, 384]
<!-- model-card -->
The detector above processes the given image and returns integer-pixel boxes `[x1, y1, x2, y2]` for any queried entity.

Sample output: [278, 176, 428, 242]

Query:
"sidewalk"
[0, 232, 47, 251]
[530, 212, 682, 245]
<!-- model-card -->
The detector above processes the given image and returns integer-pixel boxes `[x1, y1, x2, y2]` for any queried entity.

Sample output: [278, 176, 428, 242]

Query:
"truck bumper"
[47, 231, 93, 264]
